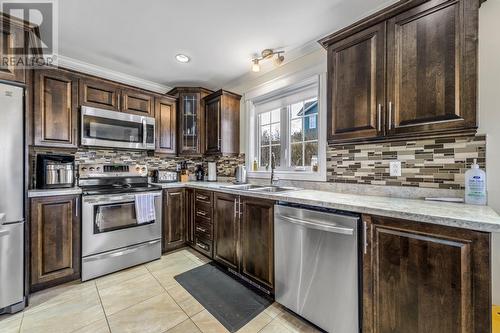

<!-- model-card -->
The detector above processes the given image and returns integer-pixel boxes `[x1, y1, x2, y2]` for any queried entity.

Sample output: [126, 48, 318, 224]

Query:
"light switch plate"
[390, 161, 402, 177]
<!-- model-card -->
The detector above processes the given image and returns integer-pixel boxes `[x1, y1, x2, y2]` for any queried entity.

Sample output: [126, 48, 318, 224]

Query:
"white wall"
[478, 0, 500, 305]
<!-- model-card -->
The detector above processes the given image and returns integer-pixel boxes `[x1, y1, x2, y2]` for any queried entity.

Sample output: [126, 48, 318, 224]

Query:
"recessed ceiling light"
[175, 54, 190, 63]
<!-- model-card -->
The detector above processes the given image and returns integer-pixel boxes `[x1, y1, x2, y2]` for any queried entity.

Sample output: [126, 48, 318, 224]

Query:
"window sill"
[247, 170, 326, 182]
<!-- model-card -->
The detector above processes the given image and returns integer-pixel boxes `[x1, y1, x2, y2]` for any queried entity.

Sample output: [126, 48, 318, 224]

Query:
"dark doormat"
[174, 263, 273, 332]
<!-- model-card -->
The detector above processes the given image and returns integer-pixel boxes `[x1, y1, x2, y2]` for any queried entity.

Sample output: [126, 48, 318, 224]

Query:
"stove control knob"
[81, 167, 87, 172]
[136, 167, 140, 171]
[89, 167, 95, 172]
[141, 167, 146, 171]
[96, 167, 101, 171]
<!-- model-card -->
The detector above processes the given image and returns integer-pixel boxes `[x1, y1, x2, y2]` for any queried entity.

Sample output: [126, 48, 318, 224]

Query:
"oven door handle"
[84, 193, 160, 204]
[83, 240, 161, 263]
[84, 196, 135, 204]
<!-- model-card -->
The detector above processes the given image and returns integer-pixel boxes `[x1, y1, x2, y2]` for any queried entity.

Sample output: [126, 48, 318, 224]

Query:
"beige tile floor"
[0, 248, 320, 333]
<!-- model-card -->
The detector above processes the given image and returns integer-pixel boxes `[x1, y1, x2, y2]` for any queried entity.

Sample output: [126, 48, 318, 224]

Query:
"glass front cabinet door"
[169, 87, 212, 156]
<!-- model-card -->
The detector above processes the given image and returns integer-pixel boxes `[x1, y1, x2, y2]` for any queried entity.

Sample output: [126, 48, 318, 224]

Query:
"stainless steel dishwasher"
[274, 203, 360, 333]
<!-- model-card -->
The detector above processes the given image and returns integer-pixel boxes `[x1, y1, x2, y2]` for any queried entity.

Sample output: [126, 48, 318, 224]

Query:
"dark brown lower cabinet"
[162, 188, 185, 252]
[240, 197, 274, 290]
[213, 192, 275, 291]
[30, 195, 80, 292]
[185, 188, 195, 246]
[362, 214, 491, 333]
[213, 192, 239, 269]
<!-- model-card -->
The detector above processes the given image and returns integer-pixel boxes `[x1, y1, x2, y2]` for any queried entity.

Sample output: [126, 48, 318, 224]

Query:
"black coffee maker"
[195, 164, 205, 181]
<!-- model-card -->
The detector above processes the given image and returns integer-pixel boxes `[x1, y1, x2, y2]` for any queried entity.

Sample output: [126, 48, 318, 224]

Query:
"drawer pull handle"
[196, 242, 209, 251]
[197, 210, 207, 216]
[196, 195, 208, 200]
[196, 226, 207, 233]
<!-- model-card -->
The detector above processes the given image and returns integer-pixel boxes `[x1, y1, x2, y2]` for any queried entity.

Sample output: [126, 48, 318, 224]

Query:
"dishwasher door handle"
[278, 215, 354, 235]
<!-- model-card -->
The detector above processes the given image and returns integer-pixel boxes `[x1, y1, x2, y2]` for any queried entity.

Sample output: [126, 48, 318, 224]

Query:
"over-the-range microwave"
[81, 106, 155, 150]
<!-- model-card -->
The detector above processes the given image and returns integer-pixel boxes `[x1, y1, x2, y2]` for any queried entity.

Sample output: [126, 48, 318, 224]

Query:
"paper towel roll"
[207, 162, 217, 182]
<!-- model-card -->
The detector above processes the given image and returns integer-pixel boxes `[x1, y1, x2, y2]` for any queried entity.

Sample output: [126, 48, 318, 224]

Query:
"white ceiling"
[57, 0, 397, 91]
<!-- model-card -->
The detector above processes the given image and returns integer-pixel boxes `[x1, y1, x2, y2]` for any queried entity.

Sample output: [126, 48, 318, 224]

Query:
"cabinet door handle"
[388, 102, 393, 131]
[377, 104, 382, 132]
[239, 197, 242, 218]
[196, 195, 208, 201]
[197, 210, 207, 216]
[75, 197, 79, 217]
[363, 221, 368, 254]
[234, 198, 237, 219]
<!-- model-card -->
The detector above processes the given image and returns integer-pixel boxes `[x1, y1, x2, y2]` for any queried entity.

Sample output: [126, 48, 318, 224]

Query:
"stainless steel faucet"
[270, 152, 278, 186]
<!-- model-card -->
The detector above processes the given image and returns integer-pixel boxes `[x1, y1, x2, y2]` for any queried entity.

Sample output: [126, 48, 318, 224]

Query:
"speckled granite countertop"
[152, 181, 500, 233]
[28, 182, 500, 232]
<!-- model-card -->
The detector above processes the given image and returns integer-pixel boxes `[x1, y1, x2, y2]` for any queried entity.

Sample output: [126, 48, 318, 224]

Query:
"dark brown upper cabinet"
[30, 195, 80, 292]
[162, 188, 186, 252]
[155, 96, 177, 154]
[320, 0, 482, 144]
[0, 24, 25, 83]
[327, 22, 386, 143]
[386, 0, 478, 137]
[33, 69, 79, 148]
[362, 214, 490, 333]
[80, 78, 120, 111]
[168, 87, 213, 156]
[204, 90, 241, 156]
[121, 89, 154, 115]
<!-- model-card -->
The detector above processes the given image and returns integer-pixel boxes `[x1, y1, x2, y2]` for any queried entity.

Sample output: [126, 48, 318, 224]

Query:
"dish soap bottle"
[252, 159, 258, 171]
[465, 159, 487, 205]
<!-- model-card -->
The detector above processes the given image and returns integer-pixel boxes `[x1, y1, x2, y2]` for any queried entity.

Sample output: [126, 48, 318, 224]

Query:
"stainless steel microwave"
[81, 106, 155, 150]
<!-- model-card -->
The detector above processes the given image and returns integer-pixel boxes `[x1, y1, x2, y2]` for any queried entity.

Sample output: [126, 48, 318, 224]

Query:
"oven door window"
[94, 201, 153, 233]
[83, 115, 143, 143]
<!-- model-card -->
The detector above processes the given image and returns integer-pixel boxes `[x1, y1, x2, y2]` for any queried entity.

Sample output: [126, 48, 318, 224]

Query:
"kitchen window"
[257, 98, 319, 170]
[247, 74, 326, 181]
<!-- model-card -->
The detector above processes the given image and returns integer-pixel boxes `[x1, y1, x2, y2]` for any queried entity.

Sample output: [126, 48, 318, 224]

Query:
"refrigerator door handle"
[0, 213, 5, 224]
[0, 229, 9, 237]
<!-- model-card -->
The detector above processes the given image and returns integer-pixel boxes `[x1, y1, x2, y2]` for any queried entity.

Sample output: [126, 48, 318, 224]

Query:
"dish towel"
[135, 193, 156, 224]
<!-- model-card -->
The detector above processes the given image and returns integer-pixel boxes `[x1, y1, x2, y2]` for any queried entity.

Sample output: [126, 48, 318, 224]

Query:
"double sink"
[221, 184, 300, 193]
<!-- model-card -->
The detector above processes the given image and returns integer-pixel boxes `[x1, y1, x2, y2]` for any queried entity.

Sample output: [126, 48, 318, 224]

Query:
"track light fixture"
[251, 49, 285, 72]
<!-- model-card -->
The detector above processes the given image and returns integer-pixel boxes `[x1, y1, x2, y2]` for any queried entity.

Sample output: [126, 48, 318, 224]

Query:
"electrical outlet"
[390, 161, 402, 177]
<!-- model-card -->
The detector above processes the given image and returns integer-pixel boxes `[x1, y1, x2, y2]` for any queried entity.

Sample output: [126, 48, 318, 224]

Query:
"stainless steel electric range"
[79, 163, 162, 281]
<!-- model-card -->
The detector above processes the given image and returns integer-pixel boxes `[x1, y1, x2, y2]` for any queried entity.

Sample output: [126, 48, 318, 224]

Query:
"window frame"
[245, 74, 327, 182]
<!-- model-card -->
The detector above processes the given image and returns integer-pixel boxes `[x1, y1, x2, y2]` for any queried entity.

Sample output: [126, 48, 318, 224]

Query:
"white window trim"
[245, 73, 327, 182]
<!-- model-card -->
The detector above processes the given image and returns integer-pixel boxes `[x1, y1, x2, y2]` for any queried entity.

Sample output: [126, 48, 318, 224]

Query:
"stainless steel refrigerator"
[0, 83, 25, 314]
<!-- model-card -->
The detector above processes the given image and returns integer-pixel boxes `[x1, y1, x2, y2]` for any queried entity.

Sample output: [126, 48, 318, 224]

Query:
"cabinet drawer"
[195, 201, 212, 220]
[195, 218, 212, 239]
[194, 236, 212, 258]
[195, 190, 212, 204]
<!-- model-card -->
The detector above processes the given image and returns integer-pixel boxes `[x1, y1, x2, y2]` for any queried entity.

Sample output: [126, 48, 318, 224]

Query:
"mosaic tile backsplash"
[31, 135, 486, 191]
[73, 149, 245, 177]
[30, 147, 245, 185]
[326, 135, 486, 190]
